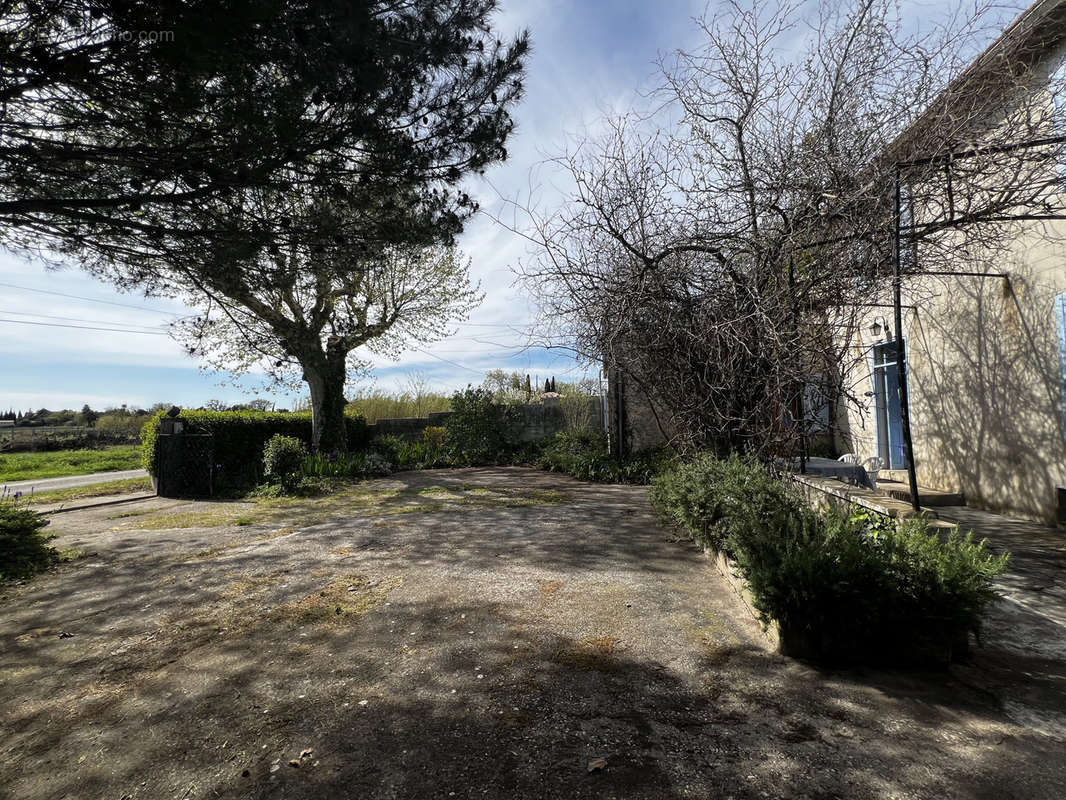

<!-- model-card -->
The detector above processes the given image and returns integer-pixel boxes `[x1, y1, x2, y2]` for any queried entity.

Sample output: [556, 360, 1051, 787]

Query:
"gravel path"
[1, 467, 1063, 799]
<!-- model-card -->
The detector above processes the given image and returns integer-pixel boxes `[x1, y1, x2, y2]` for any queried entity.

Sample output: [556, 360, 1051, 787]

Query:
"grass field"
[0, 446, 143, 482]
[19, 477, 153, 506]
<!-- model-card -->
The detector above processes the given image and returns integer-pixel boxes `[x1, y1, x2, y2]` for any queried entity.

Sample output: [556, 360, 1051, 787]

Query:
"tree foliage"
[1, 0, 529, 265]
[1, 1, 528, 452]
[171, 242, 479, 450]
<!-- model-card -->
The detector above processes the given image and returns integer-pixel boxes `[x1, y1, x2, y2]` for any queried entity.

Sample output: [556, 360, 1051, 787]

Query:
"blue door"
[873, 340, 907, 469]
[1056, 293, 1066, 443]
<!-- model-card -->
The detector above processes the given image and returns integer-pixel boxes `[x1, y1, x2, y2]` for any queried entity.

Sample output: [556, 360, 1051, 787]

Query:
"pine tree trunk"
[304, 356, 348, 454]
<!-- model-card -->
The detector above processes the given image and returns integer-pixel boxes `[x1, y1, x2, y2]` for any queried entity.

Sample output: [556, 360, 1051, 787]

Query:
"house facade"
[837, 0, 1066, 524]
[606, 0, 1066, 524]
[837, 236, 1066, 523]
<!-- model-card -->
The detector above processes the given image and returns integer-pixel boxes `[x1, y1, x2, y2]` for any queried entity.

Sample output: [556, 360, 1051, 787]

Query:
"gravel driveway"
[1, 467, 1063, 799]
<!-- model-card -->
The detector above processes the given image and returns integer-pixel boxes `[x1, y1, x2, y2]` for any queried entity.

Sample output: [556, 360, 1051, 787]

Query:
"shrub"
[141, 410, 370, 490]
[0, 501, 55, 581]
[650, 453, 795, 551]
[302, 450, 364, 479]
[729, 504, 887, 644]
[558, 393, 597, 432]
[263, 434, 308, 492]
[540, 431, 667, 485]
[650, 453, 1009, 664]
[733, 507, 1008, 661]
[877, 517, 1009, 647]
[442, 388, 521, 465]
[369, 434, 405, 466]
[362, 452, 393, 476]
[385, 426, 448, 470]
[423, 426, 445, 451]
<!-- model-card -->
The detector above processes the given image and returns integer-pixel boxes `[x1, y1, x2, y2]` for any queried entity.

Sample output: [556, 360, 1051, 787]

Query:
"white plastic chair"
[837, 453, 860, 465]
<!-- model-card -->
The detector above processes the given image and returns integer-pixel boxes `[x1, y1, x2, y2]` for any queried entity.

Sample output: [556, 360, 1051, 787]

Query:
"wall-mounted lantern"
[868, 315, 891, 340]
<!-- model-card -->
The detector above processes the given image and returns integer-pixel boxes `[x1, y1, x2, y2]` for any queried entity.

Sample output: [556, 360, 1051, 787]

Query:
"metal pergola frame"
[888, 133, 1066, 511]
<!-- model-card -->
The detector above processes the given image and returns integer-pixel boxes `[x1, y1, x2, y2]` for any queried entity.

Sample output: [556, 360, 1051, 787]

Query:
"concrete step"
[789, 472, 939, 520]
[876, 479, 965, 507]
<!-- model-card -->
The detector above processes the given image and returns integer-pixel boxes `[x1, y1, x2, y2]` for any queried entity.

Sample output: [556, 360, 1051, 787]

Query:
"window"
[1052, 58, 1066, 177]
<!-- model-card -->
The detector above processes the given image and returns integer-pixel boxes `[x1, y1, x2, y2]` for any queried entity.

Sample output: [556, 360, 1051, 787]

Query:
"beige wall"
[837, 41, 1066, 523]
[836, 224, 1066, 523]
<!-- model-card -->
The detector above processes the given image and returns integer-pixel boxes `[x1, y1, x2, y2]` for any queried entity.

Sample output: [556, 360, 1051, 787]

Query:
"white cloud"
[0, 390, 154, 412]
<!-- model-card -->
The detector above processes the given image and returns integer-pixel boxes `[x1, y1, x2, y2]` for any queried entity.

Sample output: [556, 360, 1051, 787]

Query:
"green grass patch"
[22, 477, 153, 506]
[130, 508, 257, 530]
[116, 481, 569, 535]
[0, 446, 142, 482]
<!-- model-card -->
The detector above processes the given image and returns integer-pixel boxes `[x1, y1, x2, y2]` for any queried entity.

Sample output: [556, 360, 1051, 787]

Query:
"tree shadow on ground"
[6, 588, 1066, 800]
[3, 467, 1066, 799]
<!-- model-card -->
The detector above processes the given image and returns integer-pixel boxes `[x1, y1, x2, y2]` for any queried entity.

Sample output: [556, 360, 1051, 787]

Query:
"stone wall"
[369, 411, 453, 442]
[606, 369, 672, 455]
[367, 398, 604, 444]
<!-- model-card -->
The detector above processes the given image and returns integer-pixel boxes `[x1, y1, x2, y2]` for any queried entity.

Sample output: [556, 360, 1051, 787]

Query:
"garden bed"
[651, 454, 1007, 668]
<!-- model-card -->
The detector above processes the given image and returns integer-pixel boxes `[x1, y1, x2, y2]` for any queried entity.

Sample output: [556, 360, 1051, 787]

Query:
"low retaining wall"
[369, 411, 453, 442]
[786, 471, 937, 520]
[707, 548, 781, 651]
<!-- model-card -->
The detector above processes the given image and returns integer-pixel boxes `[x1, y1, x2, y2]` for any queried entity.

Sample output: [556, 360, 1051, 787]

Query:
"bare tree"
[401, 371, 441, 418]
[516, 0, 1061, 456]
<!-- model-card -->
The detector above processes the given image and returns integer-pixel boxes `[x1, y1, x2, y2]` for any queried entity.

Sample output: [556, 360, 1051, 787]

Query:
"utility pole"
[894, 166, 921, 513]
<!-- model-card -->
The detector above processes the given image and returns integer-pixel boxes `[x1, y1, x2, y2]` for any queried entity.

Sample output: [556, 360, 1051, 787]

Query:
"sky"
[0, 0, 715, 412]
[0, 0, 1020, 412]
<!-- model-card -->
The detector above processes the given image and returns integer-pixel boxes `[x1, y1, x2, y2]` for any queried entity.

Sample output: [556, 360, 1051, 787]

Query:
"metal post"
[789, 253, 808, 474]
[894, 167, 921, 512]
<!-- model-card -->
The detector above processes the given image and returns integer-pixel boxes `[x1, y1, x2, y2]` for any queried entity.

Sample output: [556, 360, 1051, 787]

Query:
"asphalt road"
[1, 468, 148, 494]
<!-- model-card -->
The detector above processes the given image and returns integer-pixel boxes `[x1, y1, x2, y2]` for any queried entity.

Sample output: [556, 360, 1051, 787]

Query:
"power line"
[0, 281, 181, 316]
[0, 318, 169, 335]
[451, 321, 528, 329]
[0, 308, 169, 332]
[410, 346, 487, 376]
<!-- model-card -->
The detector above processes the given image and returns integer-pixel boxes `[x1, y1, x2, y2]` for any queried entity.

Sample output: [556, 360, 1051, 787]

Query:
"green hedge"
[141, 410, 369, 490]
[650, 454, 1008, 665]
[441, 388, 522, 466]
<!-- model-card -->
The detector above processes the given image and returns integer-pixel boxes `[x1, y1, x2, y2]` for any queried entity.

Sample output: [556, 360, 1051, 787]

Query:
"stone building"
[836, 0, 1066, 523]
[608, 0, 1066, 524]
